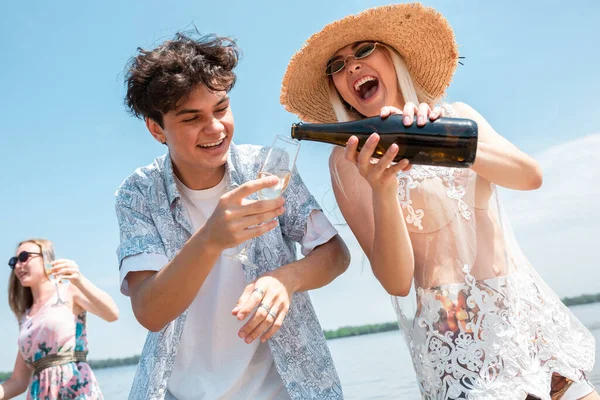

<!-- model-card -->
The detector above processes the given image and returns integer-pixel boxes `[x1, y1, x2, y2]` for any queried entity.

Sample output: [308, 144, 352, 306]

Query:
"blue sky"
[1, 0, 599, 370]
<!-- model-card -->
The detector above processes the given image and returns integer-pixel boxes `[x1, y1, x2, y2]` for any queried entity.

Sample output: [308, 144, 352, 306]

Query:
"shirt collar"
[162, 143, 243, 206]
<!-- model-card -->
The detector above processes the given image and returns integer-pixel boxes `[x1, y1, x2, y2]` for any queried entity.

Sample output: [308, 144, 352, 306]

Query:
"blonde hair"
[8, 238, 54, 319]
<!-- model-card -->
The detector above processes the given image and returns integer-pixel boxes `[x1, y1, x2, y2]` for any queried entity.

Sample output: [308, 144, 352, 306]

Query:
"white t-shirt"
[120, 174, 337, 400]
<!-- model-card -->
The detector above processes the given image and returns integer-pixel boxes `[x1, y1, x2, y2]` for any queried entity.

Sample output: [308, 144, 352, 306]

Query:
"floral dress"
[18, 285, 103, 399]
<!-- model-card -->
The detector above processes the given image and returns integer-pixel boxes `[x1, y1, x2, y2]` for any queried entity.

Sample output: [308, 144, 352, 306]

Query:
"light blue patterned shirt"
[115, 143, 343, 400]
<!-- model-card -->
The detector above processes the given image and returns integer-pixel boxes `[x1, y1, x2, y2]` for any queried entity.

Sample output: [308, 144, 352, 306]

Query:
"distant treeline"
[1, 294, 598, 380]
[324, 322, 399, 340]
[561, 293, 600, 307]
[87, 355, 140, 370]
[0, 356, 140, 382]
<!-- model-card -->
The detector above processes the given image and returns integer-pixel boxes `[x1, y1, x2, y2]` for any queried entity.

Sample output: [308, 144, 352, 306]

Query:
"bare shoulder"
[449, 102, 497, 134]
[328, 147, 357, 174]
[449, 101, 480, 118]
[328, 147, 362, 191]
[328, 146, 345, 165]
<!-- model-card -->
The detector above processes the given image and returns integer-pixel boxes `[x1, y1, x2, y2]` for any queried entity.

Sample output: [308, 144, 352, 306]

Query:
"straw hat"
[280, 3, 459, 123]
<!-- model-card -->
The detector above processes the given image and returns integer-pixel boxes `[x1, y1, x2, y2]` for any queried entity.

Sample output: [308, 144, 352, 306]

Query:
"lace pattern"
[398, 166, 472, 231]
[407, 266, 595, 399]
[391, 103, 595, 399]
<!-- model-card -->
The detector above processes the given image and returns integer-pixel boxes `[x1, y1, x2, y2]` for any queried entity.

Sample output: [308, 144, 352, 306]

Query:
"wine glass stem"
[55, 281, 62, 302]
[239, 241, 251, 258]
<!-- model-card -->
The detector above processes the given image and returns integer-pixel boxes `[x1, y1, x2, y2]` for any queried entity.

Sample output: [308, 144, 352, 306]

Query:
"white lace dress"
[391, 105, 596, 399]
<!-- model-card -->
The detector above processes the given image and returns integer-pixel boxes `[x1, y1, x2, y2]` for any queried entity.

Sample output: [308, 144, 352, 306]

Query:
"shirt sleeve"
[119, 253, 168, 296]
[278, 166, 323, 244]
[299, 210, 339, 256]
[115, 184, 168, 296]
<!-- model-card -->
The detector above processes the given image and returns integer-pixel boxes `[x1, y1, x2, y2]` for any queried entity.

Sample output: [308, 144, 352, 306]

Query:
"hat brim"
[280, 3, 458, 123]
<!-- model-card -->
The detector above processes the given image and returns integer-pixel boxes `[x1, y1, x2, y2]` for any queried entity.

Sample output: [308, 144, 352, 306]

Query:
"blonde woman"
[0, 239, 119, 399]
[281, 3, 597, 399]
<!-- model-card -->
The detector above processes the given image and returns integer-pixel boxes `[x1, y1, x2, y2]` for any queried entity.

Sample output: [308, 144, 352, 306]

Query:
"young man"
[115, 33, 350, 400]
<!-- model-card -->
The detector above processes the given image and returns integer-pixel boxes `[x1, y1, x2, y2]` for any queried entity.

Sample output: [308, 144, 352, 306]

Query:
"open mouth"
[197, 137, 226, 150]
[354, 76, 379, 100]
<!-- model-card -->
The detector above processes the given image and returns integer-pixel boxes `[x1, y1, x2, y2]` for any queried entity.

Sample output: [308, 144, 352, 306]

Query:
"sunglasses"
[325, 42, 379, 76]
[8, 251, 41, 270]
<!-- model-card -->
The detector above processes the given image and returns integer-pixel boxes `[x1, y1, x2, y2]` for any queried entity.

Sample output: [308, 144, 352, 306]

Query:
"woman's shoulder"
[444, 102, 485, 121]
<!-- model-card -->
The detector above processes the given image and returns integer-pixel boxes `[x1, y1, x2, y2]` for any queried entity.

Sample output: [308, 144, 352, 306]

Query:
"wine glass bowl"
[231, 135, 300, 268]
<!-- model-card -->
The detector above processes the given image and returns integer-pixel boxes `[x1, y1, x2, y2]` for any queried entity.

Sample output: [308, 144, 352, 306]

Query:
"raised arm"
[49, 260, 119, 322]
[330, 142, 415, 297]
[452, 101, 543, 191]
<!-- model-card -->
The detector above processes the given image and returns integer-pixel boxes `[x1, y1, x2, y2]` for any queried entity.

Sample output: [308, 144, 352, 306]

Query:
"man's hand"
[204, 176, 285, 251]
[232, 271, 294, 344]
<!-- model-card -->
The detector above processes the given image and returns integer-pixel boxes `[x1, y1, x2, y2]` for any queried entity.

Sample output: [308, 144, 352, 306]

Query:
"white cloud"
[500, 133, 600, 297]
[501, 134, 600, 227]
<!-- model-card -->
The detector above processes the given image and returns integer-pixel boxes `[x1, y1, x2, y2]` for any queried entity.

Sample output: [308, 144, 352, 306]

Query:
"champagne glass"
[232, 135, 300, 268]
[42, 246, 67, 307]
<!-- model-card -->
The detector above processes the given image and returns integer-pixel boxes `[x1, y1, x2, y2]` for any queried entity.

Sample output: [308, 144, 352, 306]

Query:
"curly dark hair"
[124, 32, 241, 127]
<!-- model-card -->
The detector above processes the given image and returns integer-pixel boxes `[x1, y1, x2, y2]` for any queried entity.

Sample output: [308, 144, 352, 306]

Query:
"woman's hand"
[345, 133, 410, 195]
[383, 102, 442, 126]
[50, 259, 82, 286]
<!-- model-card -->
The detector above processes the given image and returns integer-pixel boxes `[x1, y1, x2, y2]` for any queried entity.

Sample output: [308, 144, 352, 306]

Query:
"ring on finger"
[259, 303, 271, 314]
[267, 308, 278, 320]
[253, 288, 265, 298]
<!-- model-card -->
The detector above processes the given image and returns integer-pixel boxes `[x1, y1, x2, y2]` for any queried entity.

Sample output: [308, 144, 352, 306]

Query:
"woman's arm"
[330, 143, 415, 297]
[50, 260, 119, 322]
[452, 102, 543, 190]
[70, 276, 120, 323]
[0, 352, 31, 399]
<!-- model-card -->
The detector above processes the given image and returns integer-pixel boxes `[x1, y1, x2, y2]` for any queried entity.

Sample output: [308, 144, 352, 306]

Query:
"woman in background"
[0, 238, 119, 399]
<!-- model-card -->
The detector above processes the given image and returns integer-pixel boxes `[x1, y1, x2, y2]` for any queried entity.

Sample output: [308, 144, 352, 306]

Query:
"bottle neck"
[291, 123, 300, 140]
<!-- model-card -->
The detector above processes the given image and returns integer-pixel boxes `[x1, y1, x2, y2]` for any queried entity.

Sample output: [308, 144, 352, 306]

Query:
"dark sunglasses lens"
[8, 257, 17, 269]
[355, 43, 376, 59]
[326, 60, 345, 75]
[19, 251, 31, 263]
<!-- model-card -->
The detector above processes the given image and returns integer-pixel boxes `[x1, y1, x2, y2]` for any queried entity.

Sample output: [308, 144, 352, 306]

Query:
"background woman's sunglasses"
[8, 251, 41, 269]
[325, 42, 379, 76]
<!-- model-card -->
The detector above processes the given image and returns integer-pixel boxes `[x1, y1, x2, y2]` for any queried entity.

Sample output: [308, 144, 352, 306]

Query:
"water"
[12, 304, 600, 399]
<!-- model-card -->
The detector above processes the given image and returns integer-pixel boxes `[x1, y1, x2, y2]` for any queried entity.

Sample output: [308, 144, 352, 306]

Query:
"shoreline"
[2, 299, 598, 380]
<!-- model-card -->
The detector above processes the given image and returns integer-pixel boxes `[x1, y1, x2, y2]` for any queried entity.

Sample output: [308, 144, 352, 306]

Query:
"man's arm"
[233, 234, 349, 344]
[125, 231, 221, 332]
[121, 176, 285, 332]
[279, 234, 349, 292]
[232, 165, 351, 344]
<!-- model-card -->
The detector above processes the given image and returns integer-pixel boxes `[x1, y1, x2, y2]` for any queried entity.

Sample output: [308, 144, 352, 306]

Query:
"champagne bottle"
[290, 115, 478, 168]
